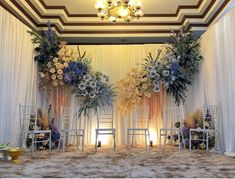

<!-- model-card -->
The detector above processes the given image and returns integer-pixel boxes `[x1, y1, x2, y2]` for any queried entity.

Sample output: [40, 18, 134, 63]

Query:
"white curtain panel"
[0, 7, 37, 145]
[47, 44, 164, 146]
[185, 6, 235, 156]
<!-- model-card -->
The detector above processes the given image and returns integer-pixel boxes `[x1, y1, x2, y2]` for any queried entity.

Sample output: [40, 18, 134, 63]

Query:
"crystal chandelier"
[95, 0, 144, 23]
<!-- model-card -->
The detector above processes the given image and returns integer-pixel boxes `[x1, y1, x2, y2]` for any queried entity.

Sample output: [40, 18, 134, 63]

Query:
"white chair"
[189, 104, 223, 152]
[58, 107, 84, 152]
[160, 106, 184, 150]
[95, 107, 116, 151]
[127, 107, 150, 150]
[19, 103, 51, 155]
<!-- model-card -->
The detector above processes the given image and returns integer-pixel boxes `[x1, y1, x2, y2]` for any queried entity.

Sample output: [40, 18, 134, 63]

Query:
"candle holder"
[97, 141, 101, 147]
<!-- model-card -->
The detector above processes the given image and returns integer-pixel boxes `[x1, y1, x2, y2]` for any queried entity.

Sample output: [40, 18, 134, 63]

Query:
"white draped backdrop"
[0, 7, 37, 145]
[0, 5, 235, 155]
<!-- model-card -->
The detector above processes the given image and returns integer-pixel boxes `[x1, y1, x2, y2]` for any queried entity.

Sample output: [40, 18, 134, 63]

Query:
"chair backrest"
[132, 107, 149, 129]
[19, 103, 37, 131]
[203, 104, 222, 130]
[163, 106, 184, 128]
[60, 107, 71, 130]
[97, 107, 114, 129]
[61, 106, 81, 130]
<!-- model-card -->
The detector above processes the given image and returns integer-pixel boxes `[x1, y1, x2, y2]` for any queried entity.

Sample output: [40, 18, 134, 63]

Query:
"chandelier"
[95, 0, 144, 23]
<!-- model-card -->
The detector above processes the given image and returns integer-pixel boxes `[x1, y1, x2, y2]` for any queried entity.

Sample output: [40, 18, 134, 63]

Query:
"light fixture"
[95, 0, 144, 23]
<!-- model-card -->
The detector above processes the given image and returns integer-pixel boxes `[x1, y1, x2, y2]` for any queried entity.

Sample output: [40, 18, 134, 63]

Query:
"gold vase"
[8, 148, 23, 163]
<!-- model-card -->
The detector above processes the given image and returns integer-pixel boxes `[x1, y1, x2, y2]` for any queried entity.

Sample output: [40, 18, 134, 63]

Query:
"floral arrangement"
[28, 24, 115, 118]
[163, 23, 203, 104]
[117, 66, 152, 113]
[73, 72, 115, 117]
[181, 110, 215, 149]
[117, 22, 202, 108]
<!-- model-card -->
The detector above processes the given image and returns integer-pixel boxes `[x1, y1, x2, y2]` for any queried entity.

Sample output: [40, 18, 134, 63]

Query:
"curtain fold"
[0, 7, 37, 145]
[185, 6, 235, 156]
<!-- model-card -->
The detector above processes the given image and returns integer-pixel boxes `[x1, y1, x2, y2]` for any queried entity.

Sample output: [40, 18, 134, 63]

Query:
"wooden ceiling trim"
[38, 0, 204, 18]
[0, 0, 231, 35]
[25, 0, 215, 27]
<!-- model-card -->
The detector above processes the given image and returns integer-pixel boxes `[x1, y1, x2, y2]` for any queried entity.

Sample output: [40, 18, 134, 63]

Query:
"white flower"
[89, 92, 96, 99]
[50, 68, 56, 73]
[162, 70, 170, 77]
[58, 74, 63, 80]
[79, 83, 86, 91]
[153, 80, 159, 86]
[63, 62, 68, 68]
[171, 58, 179, 63]
[89, 81, 97, 88]
[81, 90, 88, 96]
[57, 69, 63, 75]
[51, 74, 56, 80]
[144, 91, 151, 98]
[53, 81, 58, 86]
[39, 72, 45, 78]
[166, 65, 171, 70]
[153, 85, 160, 93]
[83, 74, 91, 81]
[177, 56, 181, 60]
[142, 84, 148, 90]
[149, 70, 157, 78]
[146, 66, 154, 72]
[91, 74, 96, 81]
[155, 60, 161, 67]
[155, 74, 161, 80]
[53, 57, 58, 63]
[55, 62, 64, 69]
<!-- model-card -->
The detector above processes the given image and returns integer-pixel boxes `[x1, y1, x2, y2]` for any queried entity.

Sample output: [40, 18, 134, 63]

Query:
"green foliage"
[28, 23, 61, 67]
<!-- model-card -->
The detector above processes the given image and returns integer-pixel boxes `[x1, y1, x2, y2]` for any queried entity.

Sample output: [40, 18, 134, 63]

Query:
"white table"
[189, 128, 217, 152]
[160, 128, 181, 150]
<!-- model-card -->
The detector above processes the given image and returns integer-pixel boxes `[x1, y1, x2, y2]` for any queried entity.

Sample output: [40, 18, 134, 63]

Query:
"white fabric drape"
[48, 44, 165, 146]
[0, 7, 37, 145]
[185, 6, 235, 156]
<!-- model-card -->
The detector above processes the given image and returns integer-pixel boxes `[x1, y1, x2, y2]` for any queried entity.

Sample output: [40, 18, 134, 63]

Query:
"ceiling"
[0, 0, 233, 44]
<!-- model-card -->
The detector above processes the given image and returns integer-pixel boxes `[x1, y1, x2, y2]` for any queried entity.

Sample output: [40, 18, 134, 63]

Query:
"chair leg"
[189, 131, 192, 151]
[49, 132, 52, 152]
[147, 130, 150, 149]
[95, 130, 98, 151]
[127, 129, 129, 149]
[82, 132, 84, 152]
[160, 130, 162, 149]
[57, 138, 61, 151]
[145, 130, 147, 150]
[164, 131, 167, 150]
[76, 134, 79, 150]
[63, 134, 66, 152]
[131, 130, 134, 147]
[113, 130, 116, 151]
